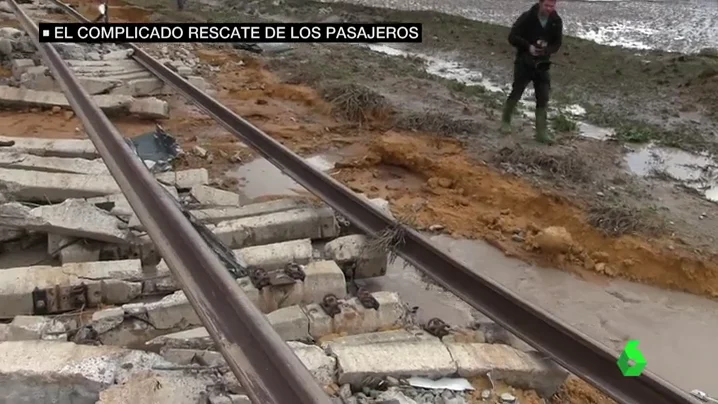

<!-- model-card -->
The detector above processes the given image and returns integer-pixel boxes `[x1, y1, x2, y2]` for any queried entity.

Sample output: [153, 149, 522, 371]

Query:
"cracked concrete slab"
[0, 340, 185, 404]
[129, 198, 307, 231]
[305, 291, 405, 339]
[47, 235, 103, 264]
[324, 234, 388, 278]
[155, 168, 208, 189]
[0, 136, 98, 159]
[0, 152, 109, 175]
[0, 168, 120, 202]
[0, 199, 133, 243]
[324, 329, 458, 384]
[0, 259, 143, 318]
[97, 371, 217, 404]
[444, 342, 568, 396]
[144, 291, 407, 350]
[191, 199, 309, 224]
[6, 315, 67, 341]
[212, 207, 338, 249]
[0, 85, 133, 113]
[142, 260, 346, 331]
[149, 245, 334, 295]
[189, 185, 241, 207]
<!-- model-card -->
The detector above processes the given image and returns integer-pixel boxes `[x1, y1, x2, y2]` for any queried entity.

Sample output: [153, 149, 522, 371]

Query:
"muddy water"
[360, 234, 718, 396]
[323, 0, 718, 53]
[229, 152, 718, 396]
[625, 145, 718, 202]
[227, 154, 338, 201]
[366, 44, 718, 203]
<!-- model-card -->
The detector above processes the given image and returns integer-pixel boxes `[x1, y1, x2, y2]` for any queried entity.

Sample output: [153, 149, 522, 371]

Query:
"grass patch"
[611, 124, 659, 143]
[394, 111, 482, 135]
[321, 83, 391, 124]
[494, 145, 592, 183]
[444, 79, 504, 109]
[551, 113, 578, 133]
[587, 203, 666, 237]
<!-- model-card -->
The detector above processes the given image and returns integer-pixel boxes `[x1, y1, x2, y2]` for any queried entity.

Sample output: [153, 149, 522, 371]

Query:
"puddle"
[365, 44, 608, 140]
[228, 154, 337, 201]
[365, 43, 718, 203]
[577, 122, 614, 140]
[625, 145, 718, 202]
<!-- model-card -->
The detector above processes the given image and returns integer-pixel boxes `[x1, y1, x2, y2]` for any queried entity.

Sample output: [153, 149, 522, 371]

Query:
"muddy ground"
[94, 0, 718, 293]
[161, 0, 718, 151]
[4, 0, 718, 402]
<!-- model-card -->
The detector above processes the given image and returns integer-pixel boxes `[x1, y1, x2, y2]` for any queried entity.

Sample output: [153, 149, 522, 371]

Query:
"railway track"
[6, 1, 697, 403]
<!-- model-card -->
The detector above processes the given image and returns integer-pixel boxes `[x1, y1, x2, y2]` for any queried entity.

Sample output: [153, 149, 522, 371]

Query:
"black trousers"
[507, 61, 551, 109]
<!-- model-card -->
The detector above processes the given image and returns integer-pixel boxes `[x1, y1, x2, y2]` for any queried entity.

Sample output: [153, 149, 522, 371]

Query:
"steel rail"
[47, 3, 697, 403]
[12, 2, 332, 404]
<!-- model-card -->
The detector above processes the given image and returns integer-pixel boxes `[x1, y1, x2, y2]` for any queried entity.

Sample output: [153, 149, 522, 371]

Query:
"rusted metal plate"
[32, 283, 91, 315]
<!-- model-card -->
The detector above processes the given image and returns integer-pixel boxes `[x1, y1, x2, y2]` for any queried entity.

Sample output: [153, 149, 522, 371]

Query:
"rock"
[0, 27, 21, 38]
[7, 315, 66, 341]
[0, 38, 11, 56]
[534, 226, 573, 253]
[91, 307, 125, 334]
[54, 43, 88, 60]
[500, 392, 516, 403]
[192, 145, 208, 157]
[441, 395, 466, 404]
[286, 341, 337, 386]
[339, 384, 352, 399]
[376, 388, 417, 404]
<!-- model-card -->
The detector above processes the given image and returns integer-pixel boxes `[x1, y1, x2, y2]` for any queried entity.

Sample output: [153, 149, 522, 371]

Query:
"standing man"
[500, 0, 563, 144]
[91, 0, 109, 23]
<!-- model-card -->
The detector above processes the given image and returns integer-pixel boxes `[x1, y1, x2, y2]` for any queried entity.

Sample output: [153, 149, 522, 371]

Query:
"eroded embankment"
[334, 132, 718, 297]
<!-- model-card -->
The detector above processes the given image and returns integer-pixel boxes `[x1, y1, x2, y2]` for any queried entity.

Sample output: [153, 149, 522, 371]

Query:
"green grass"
[611, 125, 659, 143]
[551, 113, 579, 133]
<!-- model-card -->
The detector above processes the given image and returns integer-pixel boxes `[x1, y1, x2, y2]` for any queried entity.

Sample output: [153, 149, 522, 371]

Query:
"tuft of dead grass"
[587, 202, 667, 237]
[321, 83, 391, 124]
[362, 209, 420, 265]
[494, 145, 592, 183]
[394, 111, 482, 135]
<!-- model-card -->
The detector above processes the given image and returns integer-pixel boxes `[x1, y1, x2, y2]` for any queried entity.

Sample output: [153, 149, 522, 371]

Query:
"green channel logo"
[617, 340, 647, 377]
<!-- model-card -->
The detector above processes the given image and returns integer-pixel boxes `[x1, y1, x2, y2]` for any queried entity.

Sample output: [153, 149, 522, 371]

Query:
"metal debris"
[284, 262, 305, 282]
[424, 318, 450, 338]
[406, 377, 474, 392]
[359, 375, 388, 391]
[32, 283, 88, 315]
[357, 287, 380, 310]
[320, 294, 341, 317]
[125, 124, 182, 173]
[248, 266, 271, 290]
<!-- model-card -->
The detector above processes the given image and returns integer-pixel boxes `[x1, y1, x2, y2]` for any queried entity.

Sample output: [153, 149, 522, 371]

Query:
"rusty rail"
[42, 2, 699, 403]
[8, 1, 332, 403]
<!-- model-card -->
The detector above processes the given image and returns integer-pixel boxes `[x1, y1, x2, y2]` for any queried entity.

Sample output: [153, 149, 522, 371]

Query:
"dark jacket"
[508, 3, 563, 68]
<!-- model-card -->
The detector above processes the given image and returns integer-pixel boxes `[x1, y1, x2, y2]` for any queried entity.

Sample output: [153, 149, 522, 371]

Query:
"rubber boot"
[534, 107, 553, 144]
[500, 99, 517, 135]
